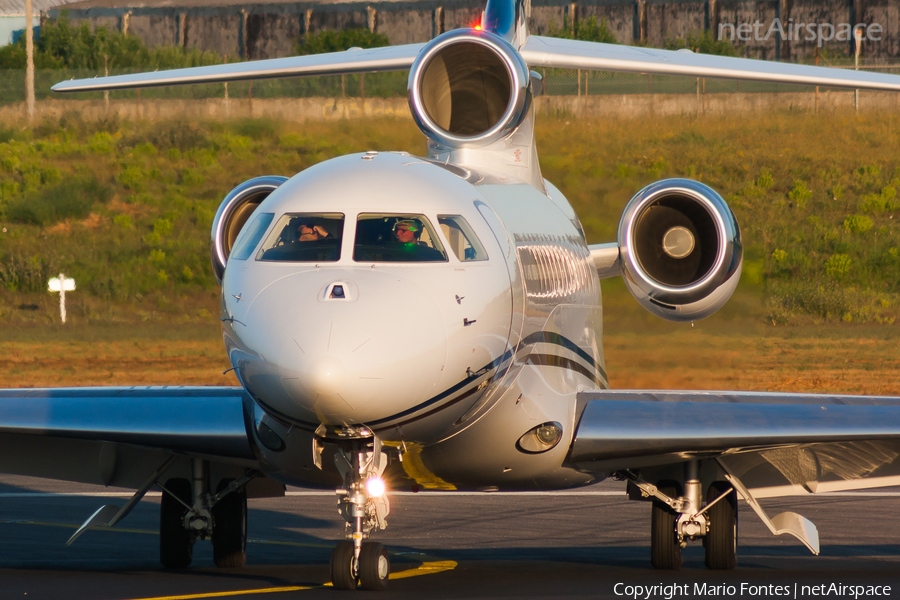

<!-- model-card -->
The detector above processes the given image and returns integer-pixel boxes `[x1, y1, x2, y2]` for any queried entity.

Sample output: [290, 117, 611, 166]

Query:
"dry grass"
[1, 323, 237, 387]
[602, 285, 900, 395]
[605, 329, 900, 395]
[4, 312, 900, 396]
[3, 338, 237, 387]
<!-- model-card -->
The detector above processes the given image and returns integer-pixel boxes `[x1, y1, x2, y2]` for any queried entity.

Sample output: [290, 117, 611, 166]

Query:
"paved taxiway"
[1, 475, 899, 600]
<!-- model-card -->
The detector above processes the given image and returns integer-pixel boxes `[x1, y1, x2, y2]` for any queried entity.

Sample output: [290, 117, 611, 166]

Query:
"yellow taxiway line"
[119, 561, 458, 600]
[1, 518, 457, 599]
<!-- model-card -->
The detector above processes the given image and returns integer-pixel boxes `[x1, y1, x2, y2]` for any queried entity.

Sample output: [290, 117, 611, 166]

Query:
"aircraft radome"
[6, 0, 900, 590]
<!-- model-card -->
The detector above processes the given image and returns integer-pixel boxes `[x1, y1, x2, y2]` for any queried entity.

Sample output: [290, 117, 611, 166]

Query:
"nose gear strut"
[331, 435, 391, 590]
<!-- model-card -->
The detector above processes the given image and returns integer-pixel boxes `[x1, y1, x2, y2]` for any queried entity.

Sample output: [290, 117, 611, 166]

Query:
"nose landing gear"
[331, 435, 391, 590]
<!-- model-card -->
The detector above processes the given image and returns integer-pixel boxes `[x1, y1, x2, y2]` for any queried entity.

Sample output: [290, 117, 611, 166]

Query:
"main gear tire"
[212, 480, 247, 568]
[704, 481, 738, 570]
[160, 478, 194, 569]
[650, 482, 683, 570]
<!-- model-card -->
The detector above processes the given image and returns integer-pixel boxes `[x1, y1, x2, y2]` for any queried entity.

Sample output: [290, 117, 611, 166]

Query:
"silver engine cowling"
[619, 179, 742, 322]
[408, 29, 532, 148]
[210, 176, 287, 284]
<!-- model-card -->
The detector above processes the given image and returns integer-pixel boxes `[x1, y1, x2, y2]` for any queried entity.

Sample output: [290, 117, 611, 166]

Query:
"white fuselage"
[221, 151, 606, 490]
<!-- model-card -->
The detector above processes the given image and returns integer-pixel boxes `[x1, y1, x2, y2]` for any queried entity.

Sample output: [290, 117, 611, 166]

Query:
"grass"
[2, 323, 237, 387]
[603, 285, 900, 395]
[0, 109, 898, 326]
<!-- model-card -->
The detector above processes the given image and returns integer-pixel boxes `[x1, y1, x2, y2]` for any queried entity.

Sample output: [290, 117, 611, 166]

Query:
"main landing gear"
[159, 458, 251, 569]
[629, 461, 738, 571]
[330, 433, 391, 591]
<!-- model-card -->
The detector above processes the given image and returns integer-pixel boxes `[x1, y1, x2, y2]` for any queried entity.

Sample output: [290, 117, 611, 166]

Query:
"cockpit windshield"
[353, 214, 448, 263]
[257, 213, 344, 262]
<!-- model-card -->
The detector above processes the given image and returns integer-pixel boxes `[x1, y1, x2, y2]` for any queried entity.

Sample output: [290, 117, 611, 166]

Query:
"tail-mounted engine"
[408, 29, 532, 149]
[210, 176, 287, 284]
[618, 179, 742, 322]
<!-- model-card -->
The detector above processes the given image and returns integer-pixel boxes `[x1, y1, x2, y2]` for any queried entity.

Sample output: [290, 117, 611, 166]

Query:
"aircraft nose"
[240, 270, 448, 425]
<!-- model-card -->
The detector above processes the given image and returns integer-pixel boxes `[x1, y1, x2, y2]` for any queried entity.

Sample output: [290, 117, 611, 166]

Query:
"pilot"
[389, 218, 444, 262]
[393, 219, 424, 246]
[294, 218, 331, 242]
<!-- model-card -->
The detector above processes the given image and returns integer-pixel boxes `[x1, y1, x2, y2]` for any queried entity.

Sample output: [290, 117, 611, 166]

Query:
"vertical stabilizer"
[482, 0, 531, 50]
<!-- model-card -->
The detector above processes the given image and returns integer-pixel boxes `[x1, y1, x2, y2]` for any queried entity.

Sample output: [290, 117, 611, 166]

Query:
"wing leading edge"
[521, 35, 900, 92]
[571, 390, 900, 494]
[571, 390, 900, 463]
[53, 31, 900, 95]
[51, 43, 425, 93]
[0, 386, 256, 459]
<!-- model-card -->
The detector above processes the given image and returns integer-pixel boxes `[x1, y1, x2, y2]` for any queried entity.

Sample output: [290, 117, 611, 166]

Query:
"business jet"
[8, 0, 900, 590]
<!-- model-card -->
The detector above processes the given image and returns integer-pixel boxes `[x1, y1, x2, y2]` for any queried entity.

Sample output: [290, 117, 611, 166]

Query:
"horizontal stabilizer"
[521, 36, 900, 92]
[52, 43, 424, 93]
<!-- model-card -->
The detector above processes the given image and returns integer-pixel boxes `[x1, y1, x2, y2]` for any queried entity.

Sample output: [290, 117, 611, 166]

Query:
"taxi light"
[365, 476, 386, 497]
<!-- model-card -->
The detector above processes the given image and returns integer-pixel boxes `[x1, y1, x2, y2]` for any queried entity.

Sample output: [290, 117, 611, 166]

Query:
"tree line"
[0, 14, 737, 72]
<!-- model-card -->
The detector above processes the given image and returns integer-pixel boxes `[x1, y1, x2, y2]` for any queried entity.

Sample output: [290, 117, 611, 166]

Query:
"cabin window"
[230, 212, 275, 261]
[353, 214, 448, 263]
[257, 213, 344, 262]
[438, 215, 488, 262]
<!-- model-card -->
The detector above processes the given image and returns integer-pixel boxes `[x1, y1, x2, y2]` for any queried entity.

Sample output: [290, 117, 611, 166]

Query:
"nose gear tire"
[650, 482, 683, 570]
[330, 541, 358, 590]
[703, 480, 738, 570]
[160, 478, 194, 569]
[359, 542, 390, 591]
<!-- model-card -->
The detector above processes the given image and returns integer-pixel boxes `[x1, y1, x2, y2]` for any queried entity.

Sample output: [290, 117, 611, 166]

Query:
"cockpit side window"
[257, 213, 344, 262]
[231, 212, 275, 261]
[438, 215, 488, 262]
[353, 214, 448, 263]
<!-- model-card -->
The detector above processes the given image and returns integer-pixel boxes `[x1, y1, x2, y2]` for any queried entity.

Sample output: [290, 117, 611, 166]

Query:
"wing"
[521, 35, 900, 92]
[51, 43, 424, 93]
[570, 390, 900, 496]
[0, 386, 259, 489]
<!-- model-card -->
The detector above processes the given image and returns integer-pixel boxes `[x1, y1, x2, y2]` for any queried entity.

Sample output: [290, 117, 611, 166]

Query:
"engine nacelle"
[210, 176, 287, 284]
[408, 29, 532, 149]
[618, 179, 742, 322]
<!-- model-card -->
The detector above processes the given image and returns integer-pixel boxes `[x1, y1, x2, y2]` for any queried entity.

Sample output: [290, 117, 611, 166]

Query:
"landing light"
[516, 422, 563, 454]
[365, 476, 386, 497]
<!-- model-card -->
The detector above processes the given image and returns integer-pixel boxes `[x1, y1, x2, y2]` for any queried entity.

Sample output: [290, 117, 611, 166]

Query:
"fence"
[2, 57, 899, 113]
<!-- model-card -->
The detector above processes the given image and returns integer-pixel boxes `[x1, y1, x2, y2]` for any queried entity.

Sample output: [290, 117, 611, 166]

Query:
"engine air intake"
[632, 194, 719, 287]
[618, 179, 742, 321]
[210, 176, 287, 284]
[409, 30, 531, 148]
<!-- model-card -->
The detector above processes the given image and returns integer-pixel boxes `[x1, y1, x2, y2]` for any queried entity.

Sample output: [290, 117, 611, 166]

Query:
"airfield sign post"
[48, 274, 76, 324]
[854, 26, 864, 111]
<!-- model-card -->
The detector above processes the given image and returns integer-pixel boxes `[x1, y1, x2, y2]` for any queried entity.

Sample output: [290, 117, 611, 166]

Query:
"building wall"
[44, 0, 900, 60]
